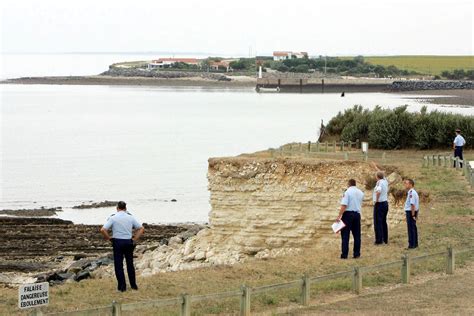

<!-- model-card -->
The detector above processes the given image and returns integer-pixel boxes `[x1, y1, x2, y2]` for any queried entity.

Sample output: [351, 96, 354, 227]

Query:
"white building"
[273, 51, 308, 61]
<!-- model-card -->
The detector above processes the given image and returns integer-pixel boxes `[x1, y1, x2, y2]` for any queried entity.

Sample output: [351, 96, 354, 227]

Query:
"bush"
[324, 105, 473, 149]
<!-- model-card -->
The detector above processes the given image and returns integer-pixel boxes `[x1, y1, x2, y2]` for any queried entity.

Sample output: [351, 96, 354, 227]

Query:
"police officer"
[453, 129, 466, 168]
[100, 201, 145, 292]
[373, 171, 389, 245]
[403, 179, 419, 249]
[336, 179, 364, 259]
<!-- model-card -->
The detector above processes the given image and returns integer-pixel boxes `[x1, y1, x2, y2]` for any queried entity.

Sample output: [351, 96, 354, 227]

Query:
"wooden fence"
[279, 140, 361, 153]
[32, 246, 473, 316]
[423, 154, 474, 187]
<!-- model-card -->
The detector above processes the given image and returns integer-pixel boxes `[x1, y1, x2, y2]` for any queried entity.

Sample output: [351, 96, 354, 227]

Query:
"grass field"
[363, 55, 474, 76]
[0, 150, 472, 315]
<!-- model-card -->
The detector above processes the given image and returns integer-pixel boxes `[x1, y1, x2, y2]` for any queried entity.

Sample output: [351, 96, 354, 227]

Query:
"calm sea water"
[1, 54, 473, 224]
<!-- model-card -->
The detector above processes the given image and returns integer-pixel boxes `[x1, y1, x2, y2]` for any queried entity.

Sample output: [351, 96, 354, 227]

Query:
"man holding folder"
[336, 179, 364, 259]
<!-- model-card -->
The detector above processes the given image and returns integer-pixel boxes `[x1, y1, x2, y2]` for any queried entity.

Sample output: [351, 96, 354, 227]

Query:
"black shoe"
[353, 256, 360, 259]
[131, 285, 138, 290]
[340, 256, 348, 259]
[374, 242, 383, 246]
[117, 289, 126, 292]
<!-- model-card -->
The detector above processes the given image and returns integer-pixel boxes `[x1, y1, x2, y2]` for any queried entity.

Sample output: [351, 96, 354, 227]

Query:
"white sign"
[361, 142, 369, 153]
[18, 282, 49, 309]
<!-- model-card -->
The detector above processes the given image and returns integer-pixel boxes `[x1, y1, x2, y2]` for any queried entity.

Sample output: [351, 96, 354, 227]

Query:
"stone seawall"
[390, 80, 473, 91]
[135, 157, 405, 275]
[101, 67, 229, 80]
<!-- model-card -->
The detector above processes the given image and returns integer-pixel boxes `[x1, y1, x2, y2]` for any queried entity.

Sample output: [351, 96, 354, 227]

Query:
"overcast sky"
[1, 0, 472, 56]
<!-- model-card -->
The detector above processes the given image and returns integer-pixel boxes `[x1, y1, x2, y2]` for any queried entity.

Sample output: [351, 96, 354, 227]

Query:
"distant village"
[146, 51, 309, 72]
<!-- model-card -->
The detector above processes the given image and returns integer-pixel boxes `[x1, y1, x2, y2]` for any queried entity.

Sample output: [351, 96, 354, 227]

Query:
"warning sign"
[18, 282, 49, 309]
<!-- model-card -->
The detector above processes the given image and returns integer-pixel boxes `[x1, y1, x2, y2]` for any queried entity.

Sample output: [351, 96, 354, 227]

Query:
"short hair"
[348, 179, 356, 186]
[117, 201, 127, 210]
[405, 179, 415, 186]
[376, 171, 385, 180]
[455, 129, 461, 133]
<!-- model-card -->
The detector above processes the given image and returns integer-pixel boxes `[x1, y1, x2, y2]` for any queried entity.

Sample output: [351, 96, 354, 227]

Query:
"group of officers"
[336, 128, 466, 259]
[100, 129, 467, 291]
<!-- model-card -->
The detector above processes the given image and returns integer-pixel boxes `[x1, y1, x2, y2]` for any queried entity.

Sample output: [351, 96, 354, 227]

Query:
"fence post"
[348, 141, 352, 150]
[401, 254, 410, 284]
[438, 155, 442, 166]
[316, 141, 320, 152]
[301, 274, 310, 306]
[432, 155, 436, 167]
[344, 152, 349, 160]
[446, 246, 455, 275]
[356, 139, 360, 149]
[240, 285, 251, 316]
[299, 142, 303, 152]
[364, 152, 368, 162]
[180, 294, 191, 316]
[308, 141, 311, 152]
[325, 142, 328, 152]
[352, 267, 362, 295]
[112, 301, 122, 316]
[29, 309, 43, 316]
[443, 155, 447, 168]
[333, 141, 337, 152]
[341, 141, 345, 152]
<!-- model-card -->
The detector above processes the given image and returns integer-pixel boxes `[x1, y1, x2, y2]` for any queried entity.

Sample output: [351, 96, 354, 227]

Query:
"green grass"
[364, 56, 474, 76]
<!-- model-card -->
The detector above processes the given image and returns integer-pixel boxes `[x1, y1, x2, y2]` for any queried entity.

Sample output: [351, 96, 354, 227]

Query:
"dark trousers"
[340, 211, 361, 258]
[112, 238, 137, 291]
[405, 211, 418, 248]
[373, 201, 389, 244]
[454, 146, 463, 168]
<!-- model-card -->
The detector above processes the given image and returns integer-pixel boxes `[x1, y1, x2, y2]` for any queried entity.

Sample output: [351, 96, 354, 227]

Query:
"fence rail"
[33, 246, 474, 316]
[423, 154, 474, 187]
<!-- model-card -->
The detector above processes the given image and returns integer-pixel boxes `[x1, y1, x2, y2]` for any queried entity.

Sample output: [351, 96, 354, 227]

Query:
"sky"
[1, 0, 472, 56]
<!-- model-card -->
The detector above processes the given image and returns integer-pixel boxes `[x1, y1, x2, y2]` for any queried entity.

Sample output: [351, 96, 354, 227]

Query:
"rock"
[57, 272, 75, 281]
[387, 172, 402, 185]
[390, 80, 474, 91]
[168, 236, 183, 247]
[73, 254, 87, 261]
[74, 270, 91, 282]
[194, 251, 206, 261]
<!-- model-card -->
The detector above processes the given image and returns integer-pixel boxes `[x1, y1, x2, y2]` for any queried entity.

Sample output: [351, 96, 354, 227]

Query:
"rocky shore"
[0, 217, 204, 285]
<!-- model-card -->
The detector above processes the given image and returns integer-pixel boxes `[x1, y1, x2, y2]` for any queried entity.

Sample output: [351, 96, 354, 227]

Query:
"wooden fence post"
[437, 155, 442, 166]
[341, 141, 345, 152]
[432, 155, 436, 167]
[356, 139, 360, 149]
[325, 142, 328, 152]
[180, 294, 191, 316]
[352, 267, 362, 295]
[456, 157, 460, 170]
[348, 141, 352, 150]
[112, 301, 122, 316]
[364, 152, 368, 162]
[240, 285, 251, 316]
[333, 141, 337, 152]
[446, 246, 455, 275]
[316, 141, 320, 152]
[308, 141, 312, 152]
[443, 155, 447, 168]
[301, 274, 310, 306]
[401, 254, 410, 284]
[344, 152, 349, 160]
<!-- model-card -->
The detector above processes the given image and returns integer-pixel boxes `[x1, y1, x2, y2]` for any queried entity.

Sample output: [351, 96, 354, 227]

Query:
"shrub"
[324, 105, 473, 149]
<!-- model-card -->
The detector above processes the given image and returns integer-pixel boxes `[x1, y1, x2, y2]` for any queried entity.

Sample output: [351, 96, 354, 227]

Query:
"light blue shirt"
[373, 178, 389, 202]
[103, 211, 142, 239]
[341, 186, 364, 213]
[453, 135, 466, 147]
[404, 189, 419, 212]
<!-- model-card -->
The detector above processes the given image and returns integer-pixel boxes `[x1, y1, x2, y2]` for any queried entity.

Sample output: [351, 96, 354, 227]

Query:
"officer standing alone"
[336, 179, 364, 259]
[403, 179, 419, 249]
[453, 129, 466, 168]
[100, 201, 145, 292]
[373, 171, 389, 245]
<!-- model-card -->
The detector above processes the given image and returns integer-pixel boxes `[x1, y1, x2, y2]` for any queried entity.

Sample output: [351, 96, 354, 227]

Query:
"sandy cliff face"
[136, 157, 404, 275]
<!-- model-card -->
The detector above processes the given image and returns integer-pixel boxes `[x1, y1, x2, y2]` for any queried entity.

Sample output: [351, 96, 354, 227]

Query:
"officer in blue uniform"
[100, 201, 145, 292]
[403, 179, 419, 249]
[373, 171, 389, 245]
[336, 179, 364, 259]
[453, 129, 466, 168]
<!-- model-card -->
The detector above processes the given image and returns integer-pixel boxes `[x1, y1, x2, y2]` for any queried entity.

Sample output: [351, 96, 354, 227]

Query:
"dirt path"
[283, 263, 474, 315]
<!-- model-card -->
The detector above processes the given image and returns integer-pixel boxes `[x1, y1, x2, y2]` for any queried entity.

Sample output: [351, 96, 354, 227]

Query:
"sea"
[1, 53, 473, 224]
